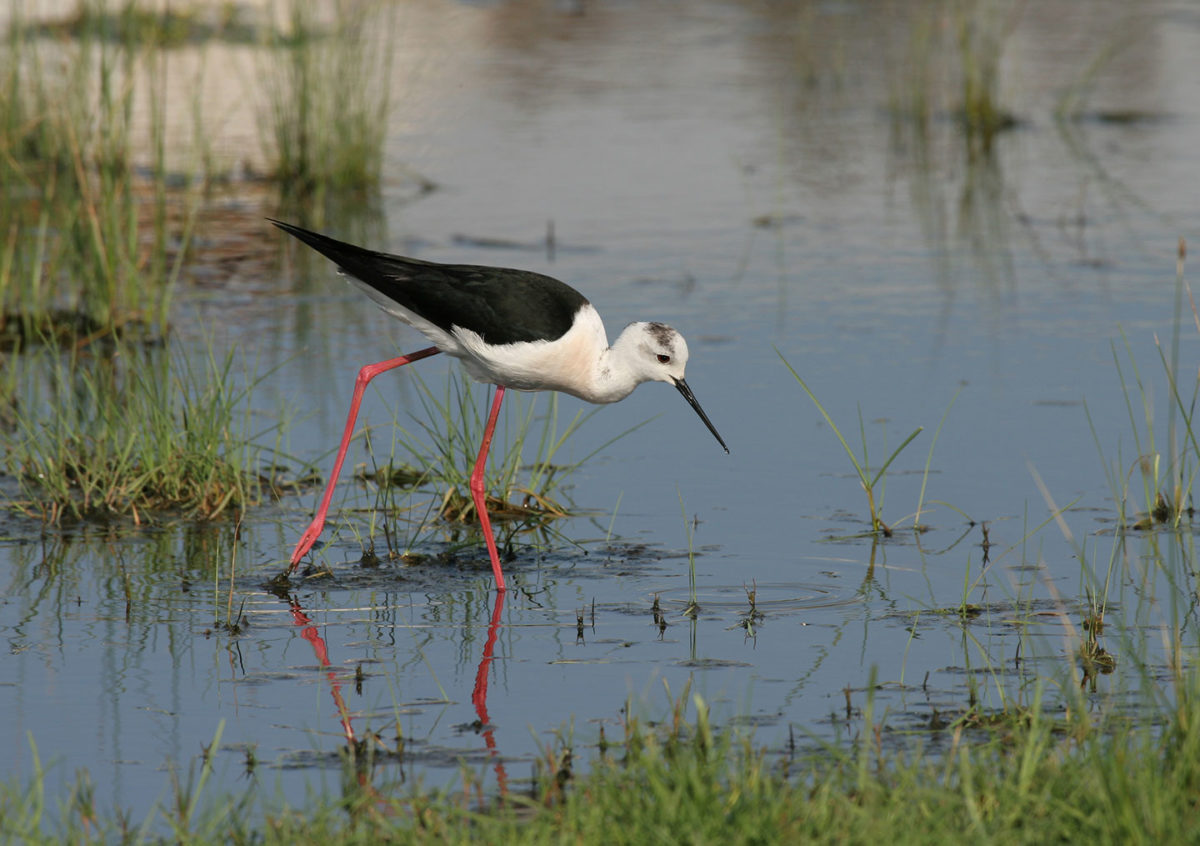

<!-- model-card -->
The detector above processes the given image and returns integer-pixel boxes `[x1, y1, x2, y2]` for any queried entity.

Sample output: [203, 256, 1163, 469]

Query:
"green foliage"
[258, 0, 395, 200]
[0, 0, 400, 347]
[1088, 240, 1198, 531]
[352, 371, 645, 559]
[778, 349, 926, 537]
[11, 679, 1200, 842]
[0, 0, 201, 344]
[4, 341, 293, 522]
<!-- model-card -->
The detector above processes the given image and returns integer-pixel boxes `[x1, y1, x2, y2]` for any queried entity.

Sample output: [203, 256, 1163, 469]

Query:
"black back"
[272, 220, 589, 346]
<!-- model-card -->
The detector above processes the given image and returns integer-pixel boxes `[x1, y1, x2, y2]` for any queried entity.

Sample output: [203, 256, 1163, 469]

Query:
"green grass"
[342, 371, 646, 562]
[1087, 240, 1198, 531]
[0, 0, 400, 346]
[0, 0, 202, 344]
[257, 0, 396, 202]
[886, 0, 1021, 158]
[30, 2, 259, 48]
[954, 0, 1021, 152]
[3, 340, 296, 523]
[9, 674, 1200, 843]
[679, 488, 700, 616]
[0, 0, 402, 523]
[778, 349, 927, 537]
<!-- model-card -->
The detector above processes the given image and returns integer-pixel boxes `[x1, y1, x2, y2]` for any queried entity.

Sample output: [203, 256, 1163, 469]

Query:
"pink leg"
[288, 346, 441, 572]
[470, 386, 508, 591]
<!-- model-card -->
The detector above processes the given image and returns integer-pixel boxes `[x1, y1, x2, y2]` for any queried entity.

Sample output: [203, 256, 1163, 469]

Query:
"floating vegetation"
[0, 308, 159, 352]
[355, 460, 427, 490]
[437, 487, 569, 525]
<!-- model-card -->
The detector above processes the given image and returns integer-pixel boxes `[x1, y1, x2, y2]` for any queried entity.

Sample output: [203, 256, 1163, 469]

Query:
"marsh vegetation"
[2, 0, 1200, 841]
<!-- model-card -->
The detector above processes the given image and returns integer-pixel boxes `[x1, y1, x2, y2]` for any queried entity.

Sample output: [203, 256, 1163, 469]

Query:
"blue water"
[4, 0, 1200, 827]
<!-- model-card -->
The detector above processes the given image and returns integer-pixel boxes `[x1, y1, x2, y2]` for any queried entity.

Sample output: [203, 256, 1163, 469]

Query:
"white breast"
[453, 305, 615, 402]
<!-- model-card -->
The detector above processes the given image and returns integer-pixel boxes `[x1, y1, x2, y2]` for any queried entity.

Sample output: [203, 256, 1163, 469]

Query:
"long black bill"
[674, 378, 729, 454]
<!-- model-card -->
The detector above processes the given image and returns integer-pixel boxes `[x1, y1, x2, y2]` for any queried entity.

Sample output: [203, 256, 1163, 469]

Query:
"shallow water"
[4, 0, 1200, 825]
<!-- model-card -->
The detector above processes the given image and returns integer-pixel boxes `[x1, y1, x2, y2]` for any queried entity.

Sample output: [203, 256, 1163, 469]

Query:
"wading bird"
[273, 220, 728, 591]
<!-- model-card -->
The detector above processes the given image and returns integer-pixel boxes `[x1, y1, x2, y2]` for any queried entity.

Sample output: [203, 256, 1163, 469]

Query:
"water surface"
[4, 0, 1200, 824]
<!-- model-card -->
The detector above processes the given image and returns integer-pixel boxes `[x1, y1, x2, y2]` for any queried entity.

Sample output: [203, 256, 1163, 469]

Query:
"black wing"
[271, 220, 588, 346]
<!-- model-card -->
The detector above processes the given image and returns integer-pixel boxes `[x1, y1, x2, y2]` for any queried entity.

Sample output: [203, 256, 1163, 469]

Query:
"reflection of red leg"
[470, 387, 509, 592]
[289, 346, 442, 572]
[290, 599, 355, 744]
[471, 591, 508, 796]
[470, 591, 505, 715]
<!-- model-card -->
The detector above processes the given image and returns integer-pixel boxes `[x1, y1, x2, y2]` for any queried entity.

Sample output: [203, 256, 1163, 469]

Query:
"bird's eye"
[657, 354, 671, 364]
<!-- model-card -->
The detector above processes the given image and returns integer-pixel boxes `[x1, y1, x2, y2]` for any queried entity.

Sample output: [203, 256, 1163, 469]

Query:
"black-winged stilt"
[273, 220, 728, 591]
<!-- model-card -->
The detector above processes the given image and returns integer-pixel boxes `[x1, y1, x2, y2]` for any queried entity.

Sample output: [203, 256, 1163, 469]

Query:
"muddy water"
[4, 0, 1200, 824]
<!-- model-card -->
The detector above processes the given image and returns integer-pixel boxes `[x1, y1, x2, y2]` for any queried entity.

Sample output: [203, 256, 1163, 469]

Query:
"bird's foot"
[289, 521, 326, 566]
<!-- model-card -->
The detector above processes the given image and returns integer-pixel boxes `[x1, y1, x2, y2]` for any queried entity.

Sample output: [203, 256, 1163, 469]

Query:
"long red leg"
[288, 346, 441, 572]
[470, 386, 508, 591]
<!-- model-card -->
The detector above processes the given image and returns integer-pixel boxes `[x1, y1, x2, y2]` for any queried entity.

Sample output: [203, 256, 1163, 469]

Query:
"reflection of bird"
[272, 220, 728, 591]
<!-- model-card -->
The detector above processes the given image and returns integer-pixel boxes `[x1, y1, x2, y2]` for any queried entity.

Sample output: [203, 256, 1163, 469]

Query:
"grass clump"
[0, 0, 407, 349]
[0, 0, 201, 345]
[954, 0, 1021, 152]
[258, 0, 397, 202]
[1088, 239, 1198, 530]
[4, 341, 293, 523]
[887, 0, 1021, 161]
[352, 371, 643, 560]
[31, 2, 258, 48]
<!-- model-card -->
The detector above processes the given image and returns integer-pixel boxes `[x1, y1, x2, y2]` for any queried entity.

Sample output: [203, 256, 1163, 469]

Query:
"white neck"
[575, 325, 655, 404]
